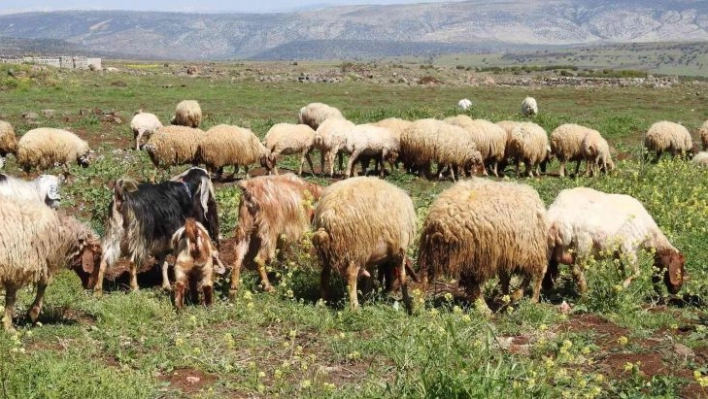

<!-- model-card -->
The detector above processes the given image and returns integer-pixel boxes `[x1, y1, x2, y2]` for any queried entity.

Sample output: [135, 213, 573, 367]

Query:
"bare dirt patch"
[160, 368, 218, 395]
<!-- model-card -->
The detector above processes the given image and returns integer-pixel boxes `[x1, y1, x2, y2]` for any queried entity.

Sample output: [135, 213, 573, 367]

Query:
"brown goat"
[229, 174, 323, 299]
[171, 218, 224, 310]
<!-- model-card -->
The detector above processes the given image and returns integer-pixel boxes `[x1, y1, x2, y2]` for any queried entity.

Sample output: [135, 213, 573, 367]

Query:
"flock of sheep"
[0, 95, 704, 331]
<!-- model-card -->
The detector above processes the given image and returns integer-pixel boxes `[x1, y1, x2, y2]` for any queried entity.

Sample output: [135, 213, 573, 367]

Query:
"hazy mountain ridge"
[0, 0, 706, 60]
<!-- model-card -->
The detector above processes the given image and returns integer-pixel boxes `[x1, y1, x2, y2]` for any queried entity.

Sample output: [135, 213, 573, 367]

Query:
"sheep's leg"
[558, 160, 566, 177]
[346, 149, 362, 178]
[572, 264, 588, 294]
[27, 278, 48, 324]
[573, 159, 582, 177]
[320, 264, 332, 304]
[542, 258, 560, 291]
[159, 256, 171, 291]
[515, 159, 522, 177]
[3, 286, 17, 332]
[244, 165, 250, 179]
[449, 164, 457, 181]
[621, 253, 640, 289]
[513, 275, 531, 302]
[319, 150, 325, 176]
[337, 152, 345, 174]
[499, 272, 512, 296]
[174, 268, 187, 311]
[653, 150, 663, 164]
[135, 131, 143, 151]
[525, 159, 534, 178]
[304, 149, 316, 176]
[464, 278, 490, 314]
[529, 271, 543, 303]
[346, 261, 361, 311]
[491, 160, 499, 177]
[325, 150, 337, 176]
[399, 256, 412, 315]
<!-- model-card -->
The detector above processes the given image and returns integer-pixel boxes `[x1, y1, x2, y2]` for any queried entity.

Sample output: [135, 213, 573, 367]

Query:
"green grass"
[0, 63, 708, 398]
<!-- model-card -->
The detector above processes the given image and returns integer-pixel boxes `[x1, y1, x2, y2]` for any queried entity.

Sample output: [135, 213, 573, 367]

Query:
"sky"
[0, 0, 468, 14]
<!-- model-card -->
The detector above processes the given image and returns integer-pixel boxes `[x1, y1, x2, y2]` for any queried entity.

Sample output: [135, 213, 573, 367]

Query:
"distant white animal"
[458, 99, 472, 111]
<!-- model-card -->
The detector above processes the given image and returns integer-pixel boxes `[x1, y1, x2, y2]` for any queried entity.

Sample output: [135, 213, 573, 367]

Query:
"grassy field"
[1, 61, 708, 398]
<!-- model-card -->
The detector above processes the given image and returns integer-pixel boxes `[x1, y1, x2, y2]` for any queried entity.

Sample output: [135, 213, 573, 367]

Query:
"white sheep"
[550, 123, 593, 177]
[171, 100, 202, 128]
[521, 96, 538, 117]
[0, 120, 17, 169]
[506, 122, 549, 177]
[546, 187, 686, 295]
[197, 124, 268, 179]
[699, 120, 708, 151]
[444, 116, 506, 176]
[143, 125, 204, 172]
[457, 98, 472, 111]
[418, 178, 549, 312]
[341, 124, 399, 178]
[581, 129, 614, 177]
[312, 176, 416, 313]
[692, 151, 708, 167]
[0, 196, 101, 331]
[313, 118, 355, 177]
[400, 118, 484, 181]
[298, 102, 344, 131]
[643, 121, 693, 163]
[16, 128, 91, 172]
[0, 173, 62, 208]
[262, 123, 316, 176]
[130, 110, 163, 151]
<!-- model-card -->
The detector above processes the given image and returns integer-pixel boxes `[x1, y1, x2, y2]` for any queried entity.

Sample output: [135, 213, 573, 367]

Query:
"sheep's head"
[655, 249, 687, 295]
[64, 220, 103, 289]
[77, 149, 93, 168]
[261, 153, 276, 171]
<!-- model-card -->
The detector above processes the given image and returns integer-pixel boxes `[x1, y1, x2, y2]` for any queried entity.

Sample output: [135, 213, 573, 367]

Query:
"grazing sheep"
[262, 123, 316, 176]
[692, 151, 708, 167]
[521, 96, 538, 117]
[130, 110, 163, 151]
[341, 124, 399, 178]
[644, 121, 693, 162]
[198, 124, 268, 179]
[581, 129, 614, 177]
[699, 120, 708, 151]
[143, 125, 205, 171]
[0, 173, 62, 208]
[0, 196, 101, 331]
[171, 218, 224, 310]
[545, 187, 686, 295]
[507, 122, 550, 177]
[0, 120, 17, 169]
[550, 123, 593, 177]
[444, 116, 506, 176]
[298, 102, 344, 130]
[418, 179, 549, 311]
[400, 118, 484, 180]
[313, 118, 355, 176]
[229, 174, 323, 297]
[458, 98, 472, 111]
[313, 177, 416, 313]
[94, 167, 219, 295]
[16, 128, 91, 172]
[171, 100, 202, 128]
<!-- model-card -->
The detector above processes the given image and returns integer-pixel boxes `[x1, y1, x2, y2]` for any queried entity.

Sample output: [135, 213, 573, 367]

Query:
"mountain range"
[0, 0, 707, 60]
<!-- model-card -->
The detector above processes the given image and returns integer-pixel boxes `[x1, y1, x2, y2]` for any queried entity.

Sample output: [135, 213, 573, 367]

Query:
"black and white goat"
[94, 167, 220, 294]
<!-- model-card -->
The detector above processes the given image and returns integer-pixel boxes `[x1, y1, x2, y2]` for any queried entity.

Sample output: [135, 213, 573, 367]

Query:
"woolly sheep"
[262, 123, 316, 176]
[197, 124, 268, 179]
[0, 174, 62, 208]
[143, 125, 204, 171]
[507, 122, 550, 177]
[444, 116, 506, 176]
[341, 124, 399, 178]
[230, 174, 323, 297]
[313, 177, 416, 313]
[643, 121, 693, 162]
[458, 98, 472, 111]
[699, 120, 708, 151]
[171, 100, 202, 128]
[400, 118, 484, 180]
[16, 128, 91, 172]
[0, 120, 17, 169]
[0, 196, 101, 331]
[521, 96, 538, 117]
[581, 129, 614, 177]
[130, 110, 163, 151]
[372, 117, 413, 141]
[171, 218, 224, 310]
[546, 187, 686, 295]
[418, 178, 549, 312]
[692, 151, 708, 167]
[298, 102, 344, 130]
[550, 123, 593, 177]
[313, 118, 355, 176]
